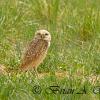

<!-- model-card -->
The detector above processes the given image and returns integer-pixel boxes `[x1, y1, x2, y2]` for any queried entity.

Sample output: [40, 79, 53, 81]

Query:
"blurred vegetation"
[0, 0, 100, 100]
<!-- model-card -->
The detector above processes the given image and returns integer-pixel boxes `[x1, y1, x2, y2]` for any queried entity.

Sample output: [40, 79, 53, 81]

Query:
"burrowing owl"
[20, 29, 51, 72]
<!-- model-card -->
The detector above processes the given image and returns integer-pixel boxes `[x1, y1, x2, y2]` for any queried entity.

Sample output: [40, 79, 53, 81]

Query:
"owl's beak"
[41, 35, 45, 38]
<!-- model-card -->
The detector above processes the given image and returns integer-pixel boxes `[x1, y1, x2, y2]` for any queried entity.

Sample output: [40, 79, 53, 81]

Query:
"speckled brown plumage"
[20, 30, 51, 71]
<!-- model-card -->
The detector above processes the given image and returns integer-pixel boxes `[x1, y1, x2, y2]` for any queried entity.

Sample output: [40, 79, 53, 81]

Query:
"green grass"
[0, 0, 100, 100]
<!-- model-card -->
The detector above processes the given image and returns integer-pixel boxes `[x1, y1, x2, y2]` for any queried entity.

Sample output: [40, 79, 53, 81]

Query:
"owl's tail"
[0, 65, 7, 75]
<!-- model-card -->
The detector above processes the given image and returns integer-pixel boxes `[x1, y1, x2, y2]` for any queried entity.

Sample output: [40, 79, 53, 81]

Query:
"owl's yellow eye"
[45, 33, 48, 35]
[37, 32, 41, 35]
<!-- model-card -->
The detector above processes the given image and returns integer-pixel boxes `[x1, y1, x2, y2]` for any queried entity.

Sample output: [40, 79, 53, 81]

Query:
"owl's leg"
[33, 67, 39, 78]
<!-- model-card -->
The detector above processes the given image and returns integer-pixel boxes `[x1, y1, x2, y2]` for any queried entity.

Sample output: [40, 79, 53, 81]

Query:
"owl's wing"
[20, 39, 47, 69]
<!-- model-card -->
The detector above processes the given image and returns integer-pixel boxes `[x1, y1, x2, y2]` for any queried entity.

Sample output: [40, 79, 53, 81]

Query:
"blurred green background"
[0, 0, 100, 100]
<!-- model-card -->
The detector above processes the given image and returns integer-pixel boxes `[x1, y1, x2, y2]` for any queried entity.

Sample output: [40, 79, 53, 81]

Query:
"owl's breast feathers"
[20, 39, 49, 71]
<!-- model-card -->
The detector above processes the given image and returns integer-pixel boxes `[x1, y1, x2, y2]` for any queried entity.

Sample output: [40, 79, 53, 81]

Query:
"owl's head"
[35, 29, 51, 42]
